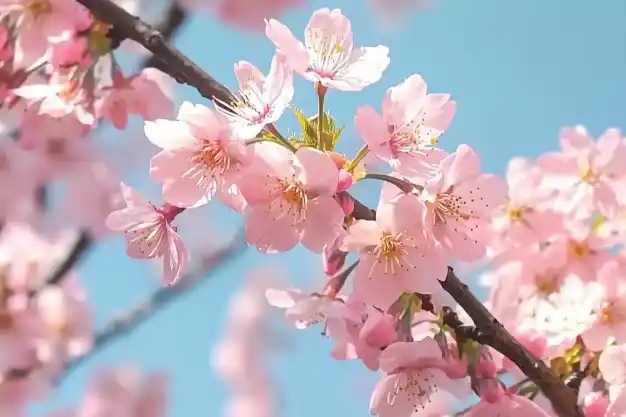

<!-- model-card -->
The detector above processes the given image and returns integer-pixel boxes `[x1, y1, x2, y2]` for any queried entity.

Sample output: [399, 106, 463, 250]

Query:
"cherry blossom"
[237, 143, 344, 253]
[146, 101, 250, 208]
[216, 53, 294, 140]
[95, 68, 174, 129]
[355, 74, 456, 175]
[341, 193, 447, 310]
[265, 8, 390, 91]
[370, 338, 470, 417]
[13, 74, 96, 126]
[105, 183, 188, 286]
[419, 144, 507, 261]
[77, 367, 168, 417]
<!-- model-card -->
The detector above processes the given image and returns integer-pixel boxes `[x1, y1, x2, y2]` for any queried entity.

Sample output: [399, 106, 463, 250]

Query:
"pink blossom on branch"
[237, 143, 344, 253]
[146, 101, 250, 209]
[265, 7, 390, 91]
[216, 53, 294, 140]
[105, 183, 188, 286]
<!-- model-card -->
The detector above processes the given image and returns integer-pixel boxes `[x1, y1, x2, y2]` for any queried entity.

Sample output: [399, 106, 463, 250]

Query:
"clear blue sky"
[29, 0, 626, 416]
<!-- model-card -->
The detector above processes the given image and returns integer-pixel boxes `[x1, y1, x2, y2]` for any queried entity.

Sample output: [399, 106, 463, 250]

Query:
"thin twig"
[57, 228, 247, 383]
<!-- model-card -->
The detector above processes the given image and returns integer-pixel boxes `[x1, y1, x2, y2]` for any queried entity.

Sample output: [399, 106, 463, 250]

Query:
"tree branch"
[78, 0, 234, 105]
[441, 267, 582, 417]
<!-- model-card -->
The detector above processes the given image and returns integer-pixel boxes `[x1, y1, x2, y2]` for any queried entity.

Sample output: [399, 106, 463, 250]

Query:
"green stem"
[346, 145, 369, 173]
[265, 124, 297, 152]
[362, 173, 415, 193]
[316, 83, 327, 150]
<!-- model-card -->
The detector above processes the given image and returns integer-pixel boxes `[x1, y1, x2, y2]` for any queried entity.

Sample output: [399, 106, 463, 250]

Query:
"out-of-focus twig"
[8, 228, 247, 383]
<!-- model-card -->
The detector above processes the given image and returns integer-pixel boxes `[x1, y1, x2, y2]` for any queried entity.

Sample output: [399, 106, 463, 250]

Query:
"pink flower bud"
[336, 169, 353, 192]
[476, 358, 498, 379]
[359, 313, 397, 349]
[334, 191, 354, 216]
[322, 245, 347, 276]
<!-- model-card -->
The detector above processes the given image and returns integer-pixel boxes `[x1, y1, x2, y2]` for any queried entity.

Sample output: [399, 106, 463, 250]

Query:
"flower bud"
[334, 191, 354, 216]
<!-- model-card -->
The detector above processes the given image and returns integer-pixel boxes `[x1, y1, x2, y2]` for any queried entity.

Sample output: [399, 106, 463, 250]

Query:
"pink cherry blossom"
[370, 338, 470, 417]
[465, 392, 552, 417]
[105, 182, 188, 286]
[581, 262, 626, 350]
[419, 144, 507, 261]
[341, 193, 447, 310]
[537, 127, 626, 218]
[78, 367, 168, 417]
[178, 0, 302, 31]
[489, 157, 565, 245]
[96, 68, 174, 129]
[265, 287, 348, 329]
[146, 101, 250, 208]
[13, 74, 95, 126]
[237, 143, 344, 253]
[0, 0, 90, 68]
[355, 74, 456, 174]
[265, 8, 390, 91]
[33, 277, 93, 363]
[48, 32, 90, 70]
[216, 53, 293, 140]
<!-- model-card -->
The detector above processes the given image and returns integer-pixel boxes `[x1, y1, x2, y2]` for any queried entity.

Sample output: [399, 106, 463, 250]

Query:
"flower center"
[568, 240, 590, 258]
[506, 205, 524, 222]
[372, 232, 414, 275]
[388, 369, 435, 412]
[276, 179, 307, 223]
[433, 192, 471, 225]
[200, 143, 231, 174]
[25, 0, 50, 17]
[581, 168, 598, 184]
[599, 302, 618, 325]
[306, 28, 347, 77]
[535, 274, 559, 294]
[58, 80, 80, 102]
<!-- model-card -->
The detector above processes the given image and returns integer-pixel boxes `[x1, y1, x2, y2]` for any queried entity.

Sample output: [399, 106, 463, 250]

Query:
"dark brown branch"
[77, 0, 234, 105]
[356, 199, 581, 416]
[441, 267, 582, 417]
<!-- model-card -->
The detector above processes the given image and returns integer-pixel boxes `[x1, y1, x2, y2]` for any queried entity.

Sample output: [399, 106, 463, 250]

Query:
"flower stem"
[345, 145, 369, 173]
[266, 124, 297, 152]
[362, 173, 415, 193]
[316, 83, 328, 150]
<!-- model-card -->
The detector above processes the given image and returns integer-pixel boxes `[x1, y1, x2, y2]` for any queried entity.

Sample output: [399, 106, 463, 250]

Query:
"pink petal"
[295, 147, 338, 196]
[265, 18, 309, 73]
[245, 206, 299, 253]
[300, 196, 344, 253]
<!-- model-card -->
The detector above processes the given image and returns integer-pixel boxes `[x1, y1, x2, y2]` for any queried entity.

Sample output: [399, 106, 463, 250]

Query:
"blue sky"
[29, 0, 626, 416]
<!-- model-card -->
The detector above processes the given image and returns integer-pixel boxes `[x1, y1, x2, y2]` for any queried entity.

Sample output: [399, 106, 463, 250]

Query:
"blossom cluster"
[102, 6, 626, 417]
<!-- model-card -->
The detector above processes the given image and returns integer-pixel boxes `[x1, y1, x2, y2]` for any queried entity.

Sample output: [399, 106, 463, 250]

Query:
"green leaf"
[291, 107, 344, 151]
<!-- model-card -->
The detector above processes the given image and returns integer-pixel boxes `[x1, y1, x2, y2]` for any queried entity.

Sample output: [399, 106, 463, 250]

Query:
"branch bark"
[77, 0, 234, 105]
[68, 1, 582, 416]
[441, 267, 582, 417]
